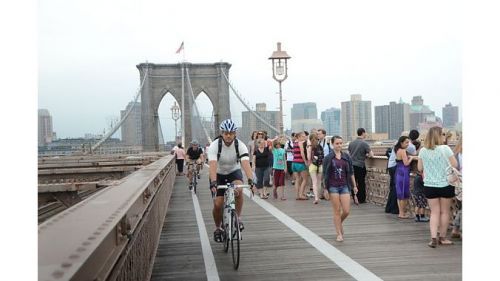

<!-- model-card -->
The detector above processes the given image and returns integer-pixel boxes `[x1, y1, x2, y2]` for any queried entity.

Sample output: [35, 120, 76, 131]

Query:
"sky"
[39, 0, 462, 139]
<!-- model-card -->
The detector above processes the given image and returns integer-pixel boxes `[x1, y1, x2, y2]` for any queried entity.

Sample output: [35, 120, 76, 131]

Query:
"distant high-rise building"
[341, 94, 372, 141]
[409, 96, 435, 130]
[321, 107, 341, 136]
[291, 119, 324, 133]
[375, 105, 390, 135]
[291, 102, 317, 120]
[291, 102, 323, 133]
[121, 102, 142, 145]
[442, 103, 459, 128]
[390, 101, 410, 139]
[38, 109, 53, 146]
[241, 103, 279, 144]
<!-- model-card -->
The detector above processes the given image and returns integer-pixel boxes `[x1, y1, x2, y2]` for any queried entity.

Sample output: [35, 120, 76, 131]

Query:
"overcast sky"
[39, 0, 461, 139]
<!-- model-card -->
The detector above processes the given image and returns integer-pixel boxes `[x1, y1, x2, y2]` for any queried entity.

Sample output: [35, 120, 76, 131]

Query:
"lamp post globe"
[269, 42, 291, 136]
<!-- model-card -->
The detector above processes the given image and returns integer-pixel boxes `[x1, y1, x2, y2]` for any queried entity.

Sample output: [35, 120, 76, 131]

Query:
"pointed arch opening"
[190, 90, 215, 146]
[157, 91, 181, 151]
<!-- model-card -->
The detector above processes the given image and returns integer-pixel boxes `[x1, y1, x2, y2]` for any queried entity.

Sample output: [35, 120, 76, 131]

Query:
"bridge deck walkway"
[151, 168, 461, 281]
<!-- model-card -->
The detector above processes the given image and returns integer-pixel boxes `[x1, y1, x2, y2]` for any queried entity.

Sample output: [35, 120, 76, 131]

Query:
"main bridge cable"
[185, 67, 212, 145]
[90, 67, 149, 153]
[220, 69, 280, 135]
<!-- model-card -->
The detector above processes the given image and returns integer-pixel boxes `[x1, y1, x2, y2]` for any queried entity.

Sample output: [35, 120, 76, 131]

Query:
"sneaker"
[239, 221, 244, 232]
[214, 229, 224, 243]
[188, 183, 193, 190]
[291, 180, 295, 185]
[419, 216, 430, 222]
[197, 173, 201, 179]
[306, 191, 314, 198]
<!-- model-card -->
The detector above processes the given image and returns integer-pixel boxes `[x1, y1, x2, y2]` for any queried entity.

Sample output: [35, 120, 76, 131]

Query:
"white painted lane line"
[192, 191, 220, 281]
[243, 189, 383, 281]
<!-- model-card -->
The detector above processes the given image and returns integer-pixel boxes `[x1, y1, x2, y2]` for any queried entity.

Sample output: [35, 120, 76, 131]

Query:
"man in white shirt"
[207, 119, 254, 243]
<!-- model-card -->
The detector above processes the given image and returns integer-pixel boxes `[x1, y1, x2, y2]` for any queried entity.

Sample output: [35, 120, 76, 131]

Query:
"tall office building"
[291, 102, 323, 133]
[321, 107, 341, 136]
[442, 103, 459, 128]
[410, 96, 435, 130]
[38, 109, 53, 146]
[241, 103, 279, 144]
[341, 94, 372, 141]
[375, 105, 390, 135]
[291, 102, 317, 120]
[388, 101, 410, 139]
[120, 102, 142, 145]
[376, 100, 411, 140]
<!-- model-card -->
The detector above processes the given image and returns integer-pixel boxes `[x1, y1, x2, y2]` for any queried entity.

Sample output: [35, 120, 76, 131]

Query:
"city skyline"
[39, 95, 461, 141]
[39, 0, 461, 138]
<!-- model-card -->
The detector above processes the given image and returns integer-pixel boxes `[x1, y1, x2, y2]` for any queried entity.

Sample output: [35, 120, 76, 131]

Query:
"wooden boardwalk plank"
[152, 169, 461, 281]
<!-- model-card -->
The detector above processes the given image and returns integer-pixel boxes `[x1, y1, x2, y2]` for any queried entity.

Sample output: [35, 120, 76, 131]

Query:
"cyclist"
[186, 139, 205, 190]
[207, 119, 254, 243]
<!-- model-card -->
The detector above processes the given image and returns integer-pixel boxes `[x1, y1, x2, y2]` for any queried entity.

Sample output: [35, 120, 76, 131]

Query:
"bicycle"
[187, 162, 202, 194]
[216, 183, 251, 270]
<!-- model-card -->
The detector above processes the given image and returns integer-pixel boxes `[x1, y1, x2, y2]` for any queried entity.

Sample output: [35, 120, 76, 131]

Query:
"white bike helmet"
[219, 119, 238, 132]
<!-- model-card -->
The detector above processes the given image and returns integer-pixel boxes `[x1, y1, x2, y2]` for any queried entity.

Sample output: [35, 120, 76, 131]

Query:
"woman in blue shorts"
[322, 136, 358, 242]
[292, 131, 309, 200]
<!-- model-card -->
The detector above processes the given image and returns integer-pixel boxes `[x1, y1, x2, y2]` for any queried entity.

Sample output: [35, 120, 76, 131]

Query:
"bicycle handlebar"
[216, 184, 251, 190]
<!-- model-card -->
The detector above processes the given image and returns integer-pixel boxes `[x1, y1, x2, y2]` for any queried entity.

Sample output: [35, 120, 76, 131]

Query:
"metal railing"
[38, 155, 176, 281]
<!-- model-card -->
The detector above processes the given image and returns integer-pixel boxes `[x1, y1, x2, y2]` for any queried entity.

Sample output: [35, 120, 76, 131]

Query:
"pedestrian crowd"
[173, 124, 462, 247]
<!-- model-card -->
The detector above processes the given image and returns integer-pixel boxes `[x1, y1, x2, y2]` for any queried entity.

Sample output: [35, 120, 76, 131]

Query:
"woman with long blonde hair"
[418, 126, 458, 248]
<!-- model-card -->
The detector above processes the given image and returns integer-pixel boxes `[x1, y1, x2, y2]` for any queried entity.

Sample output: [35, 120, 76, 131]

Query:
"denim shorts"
[328, 185, 350, 194]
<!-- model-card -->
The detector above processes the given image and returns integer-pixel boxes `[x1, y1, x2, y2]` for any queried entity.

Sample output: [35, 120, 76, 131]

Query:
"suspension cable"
[91, 67, 149, 152]
[220, 69, 280, 135]
[185, 67, 212, 145]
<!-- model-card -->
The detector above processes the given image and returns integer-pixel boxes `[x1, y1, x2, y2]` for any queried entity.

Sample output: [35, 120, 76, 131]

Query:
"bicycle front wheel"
[193, 173, 197, 194]
[230, 209, 240, 269]
[222, 209, 229, 253]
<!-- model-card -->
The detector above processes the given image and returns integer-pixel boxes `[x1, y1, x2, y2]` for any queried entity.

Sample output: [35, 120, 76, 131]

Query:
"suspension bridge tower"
[137, 62, 232, 151]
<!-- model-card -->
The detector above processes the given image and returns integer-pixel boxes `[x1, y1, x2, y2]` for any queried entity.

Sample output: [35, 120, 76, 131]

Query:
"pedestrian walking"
[307, 133, 324, 204]
[272, 139, 287, 200]
[323, 136, 358, 242]
[292, 131, 309, 200]
[253, 138, 272, 199]
[174, 143, 185, 176]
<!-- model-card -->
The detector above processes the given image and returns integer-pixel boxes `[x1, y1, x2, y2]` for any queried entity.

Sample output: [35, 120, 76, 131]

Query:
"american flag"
[175, 42, 184, 54]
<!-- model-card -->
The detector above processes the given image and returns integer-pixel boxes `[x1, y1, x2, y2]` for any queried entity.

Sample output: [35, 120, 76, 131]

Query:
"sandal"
[313, 199, 319, 204]
[428, 238, 438, 248]
[438, 237, 454, 245]
[336, 235, 344, 242]
[214, 229, 224, 243]
[451, 232, 461, 239]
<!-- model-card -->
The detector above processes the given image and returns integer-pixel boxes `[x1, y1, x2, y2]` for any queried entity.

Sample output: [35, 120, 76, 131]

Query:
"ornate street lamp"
[171, 101, 180, 142]
[269, 42, 291, 136]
